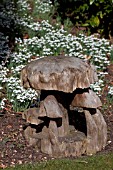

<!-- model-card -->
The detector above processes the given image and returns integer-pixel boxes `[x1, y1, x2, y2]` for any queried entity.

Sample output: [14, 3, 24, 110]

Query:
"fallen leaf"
[0, 164, 7, 169]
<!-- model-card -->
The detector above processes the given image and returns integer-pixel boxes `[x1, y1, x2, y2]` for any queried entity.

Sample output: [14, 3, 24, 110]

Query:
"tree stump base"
[23, 94, 107, 157]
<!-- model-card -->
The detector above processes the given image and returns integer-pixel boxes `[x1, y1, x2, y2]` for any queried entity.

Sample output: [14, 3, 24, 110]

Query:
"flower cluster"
[0, 98, 7, 110]
[6, 77, 38, 112]
[1, 0, 113, 111]
[17, 0, 32, 25]
[11, 19, 112, 95]
[108, 86, 113, 95]
[14, 21, 111, 73]
[0, 65, 9, 84]
[34, 0, 53, 14]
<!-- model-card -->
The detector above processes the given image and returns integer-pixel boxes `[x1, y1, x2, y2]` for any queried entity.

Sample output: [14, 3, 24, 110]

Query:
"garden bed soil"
[0, 64, 113, 168]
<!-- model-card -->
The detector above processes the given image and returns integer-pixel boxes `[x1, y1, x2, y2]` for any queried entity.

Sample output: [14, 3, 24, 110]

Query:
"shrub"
[0, 0, 24, 64]
[52, 0, 113, 38]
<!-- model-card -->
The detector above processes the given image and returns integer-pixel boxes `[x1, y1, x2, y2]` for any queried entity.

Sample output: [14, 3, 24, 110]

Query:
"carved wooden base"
[23, 94, 107, 157]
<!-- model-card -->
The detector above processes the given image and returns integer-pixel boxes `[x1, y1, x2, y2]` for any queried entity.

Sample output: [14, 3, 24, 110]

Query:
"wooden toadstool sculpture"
[70, 89, 107, 155]
[21, 56, 107, 157]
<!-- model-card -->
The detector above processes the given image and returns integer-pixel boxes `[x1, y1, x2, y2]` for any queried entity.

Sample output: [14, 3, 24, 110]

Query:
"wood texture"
[92, 109, 107, 150]
[71, 89, 102, 108]
[21, 56, 98, 92]
[21, 56, 107, 157]
[84, 110, 98, 154]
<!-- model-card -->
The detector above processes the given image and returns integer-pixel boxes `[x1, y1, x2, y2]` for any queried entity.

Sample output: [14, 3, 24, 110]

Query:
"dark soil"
[0, 64, 113, 168]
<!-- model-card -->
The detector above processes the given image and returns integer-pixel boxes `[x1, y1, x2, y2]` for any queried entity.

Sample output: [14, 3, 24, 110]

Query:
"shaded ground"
[0, 64, 113, 168]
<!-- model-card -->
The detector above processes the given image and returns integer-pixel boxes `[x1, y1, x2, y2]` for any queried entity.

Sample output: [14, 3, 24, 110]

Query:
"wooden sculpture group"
[21, 56, 107, 157]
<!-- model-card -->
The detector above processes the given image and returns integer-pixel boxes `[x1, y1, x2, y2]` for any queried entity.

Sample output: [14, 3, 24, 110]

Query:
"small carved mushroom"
[39, 95, 63, 118]
[39, 95, 69, 137]
[71, 89, 102, 109]
[70, 89, 107, 155]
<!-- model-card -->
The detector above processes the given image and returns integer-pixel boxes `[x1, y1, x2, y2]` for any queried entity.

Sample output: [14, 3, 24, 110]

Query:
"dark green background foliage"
[0, 32, 9, 62]
[0, 0, 23, 63]
[0, 0, 113, 63]
[52, 0, 113, 38]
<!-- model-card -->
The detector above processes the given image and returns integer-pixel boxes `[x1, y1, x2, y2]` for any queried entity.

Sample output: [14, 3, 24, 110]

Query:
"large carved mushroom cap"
[21, 56, 98, 93]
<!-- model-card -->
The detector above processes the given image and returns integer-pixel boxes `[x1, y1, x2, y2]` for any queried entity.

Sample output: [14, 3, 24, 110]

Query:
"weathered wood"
[59, 131, 87, 157]
[84, 110, 98, 155]
[58, 103, 69, 137]
[92, 109, 107, 150]
[38, 101, 47, 117]
[24, 126, 38, 146]
[21, 56, 98, 93]
[22, 107, 43, 125]
[88, 64, 98, 84]
[43, 95, 63, 118]
[49, 121, 58, 141]
[40, 95, 70, 137]
[38, 95, 64, 118]
[41, 126, 52, 155]
[23, 96, 107, 157]
[21, 56, 107, 157]
[71, 89, 102, 108]
[49, 121, 61, 156]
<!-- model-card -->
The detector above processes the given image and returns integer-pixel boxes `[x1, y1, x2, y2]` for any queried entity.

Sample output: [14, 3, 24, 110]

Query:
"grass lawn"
[5, 153, 113, 170]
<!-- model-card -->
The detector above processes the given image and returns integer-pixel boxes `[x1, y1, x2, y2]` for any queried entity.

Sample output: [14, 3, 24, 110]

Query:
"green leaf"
[90, 16, 100, 27]
[99, 11, 103, 19]
[90, 0, 95, 5]
[81, 23, 89, 27]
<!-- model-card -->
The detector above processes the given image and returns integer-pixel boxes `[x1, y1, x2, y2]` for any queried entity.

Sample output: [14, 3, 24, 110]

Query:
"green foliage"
[0, 32, 9, 63]
[29, 0, 54, 22]
[110, 48, 113, 63]
[107, 93, 113, 104]
[0, 0, 24, 63]
[5, 153, 113, 170]
[53, 0, 113, 37]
